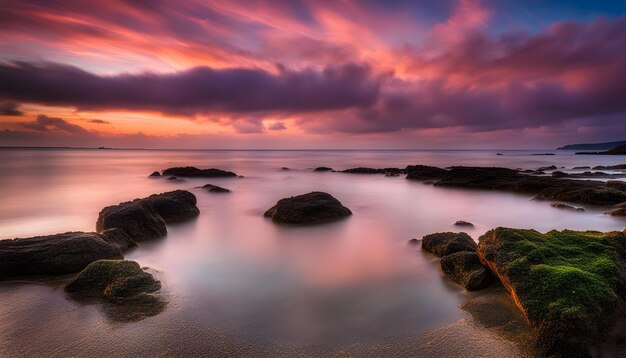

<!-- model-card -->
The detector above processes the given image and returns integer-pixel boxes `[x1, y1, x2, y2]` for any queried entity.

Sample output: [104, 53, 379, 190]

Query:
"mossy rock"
[477, 228, 626, 356]
[65, 260, 161, 299]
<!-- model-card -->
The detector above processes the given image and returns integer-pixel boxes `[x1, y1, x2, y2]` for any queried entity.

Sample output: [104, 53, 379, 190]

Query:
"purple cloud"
[0, 102, 23, 116]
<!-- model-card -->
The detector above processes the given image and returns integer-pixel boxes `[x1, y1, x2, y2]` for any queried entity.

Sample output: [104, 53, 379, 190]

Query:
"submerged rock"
[264, 191, 352, 225]
[405, 165, 448, 180]
[421, 232, 477, 257]
[440, 251, 493, 290]
[477, 227, 626, 356]
[149, 171, 161, 177]
[454, 220, 474, 227]
[408, 238, 421, 245]
[0, 231, 135, 279]
[162, 166, 237, 177]
[537, 165, 557, 171]
[167, 176, 184, 182]
[65, 260, 166, 322]
[313, 167, 333, 172]
[200, 184, 230, 193]
[97, 190, 199, 241]
[65, 260, 160, 299]
[550, 202, 585, 211]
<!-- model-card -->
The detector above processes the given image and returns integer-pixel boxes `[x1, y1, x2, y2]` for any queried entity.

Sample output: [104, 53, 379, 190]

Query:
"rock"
[64, 260, 166, 322]
[477, 227, 626, 356]
[551, 171, 567, 178]
[162, 166, 237, 177]
[408, 238, 420, 245]
[167, 176, 184, 181]
[572, 166, 591, 170]
[592, 164, 626, 170]
[550, 203, 585, 211]
[200, 184, 230, 193]
[440, 251, 493, 290]
[421, 232, 477, 257]
[342, 167, 385, 174]
[605, 202, 626, 216]
[531, 153, 555, 156]
[149, 171, 161, 177]
[314, 167, 333, 172]
[97, 190, 199, 241]
[496, 153, 503, 155]
[65, 260, 160, 299]
[264, 191, 352, 225]
[434, 166, 626, 205]
[281, 167, 290, 171]
[405, 165, 448, 180]
[341, 167, 405, 175]
[141, 190, 199, 223]
[0, 231, 135, 279]
[454, 220, 474, 227]
[607, 180, 626, 192]
[537, 165, 557, 171]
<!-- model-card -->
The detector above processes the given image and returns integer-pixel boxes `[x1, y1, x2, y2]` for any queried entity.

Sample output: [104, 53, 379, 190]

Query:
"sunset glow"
[1, 0, 625, 149]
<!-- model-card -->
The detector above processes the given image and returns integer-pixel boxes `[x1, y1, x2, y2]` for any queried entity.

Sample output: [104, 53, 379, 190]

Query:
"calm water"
[0, 149, 624, 356]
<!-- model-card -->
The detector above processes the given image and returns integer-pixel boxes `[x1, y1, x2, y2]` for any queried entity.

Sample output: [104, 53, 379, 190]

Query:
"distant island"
[557, 139, 626, 150]
[576, 144, 626, 155]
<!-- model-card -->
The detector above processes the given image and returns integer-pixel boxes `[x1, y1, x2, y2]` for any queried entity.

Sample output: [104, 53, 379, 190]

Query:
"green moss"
[478, 228, 626, 355]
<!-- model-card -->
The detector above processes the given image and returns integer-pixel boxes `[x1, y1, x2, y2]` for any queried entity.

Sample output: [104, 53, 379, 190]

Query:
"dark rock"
[97, 190, 199, 241]
[141, 190, 199, 223]
[65, 260, 160, 299]
[434, 166, 626, 205]
[408, 238, 420, 245]
[440, 251, 493, 290]
[341, 167, 405, 175]
[200, 184, 230, 193]
[149, 171, 161, 177]
[531, 153, 555, 156]
[405, 165, 448, 180]
[342, 167, 385, 174]
[64, 260, 166, 322]
[264, 191, 352, 225]
[281, 167, 290, 171]
[592, 164, 626, 170]
[0, 231, 134, 279]
[314, 167, 333, 172]
[537, 165, 557, 171]
[454, 220, 474, 227]
[606, 202, 626, 216]
[496, 153, 503, 155]
[421, 232, 477, 257]
[167, 176, 184, 181]
[550, 203, 585, 211]
[551, 171, 567, 178]
[162, 166, 237, 177]
[607, 180, 626, 192]
[572, 166, 591, 170]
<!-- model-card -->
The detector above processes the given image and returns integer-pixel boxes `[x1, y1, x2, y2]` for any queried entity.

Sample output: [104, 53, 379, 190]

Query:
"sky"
[0, 0, 625, 149]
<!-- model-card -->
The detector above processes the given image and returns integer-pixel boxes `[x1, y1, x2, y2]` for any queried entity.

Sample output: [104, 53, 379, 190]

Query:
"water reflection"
[0, 149, 624, 355]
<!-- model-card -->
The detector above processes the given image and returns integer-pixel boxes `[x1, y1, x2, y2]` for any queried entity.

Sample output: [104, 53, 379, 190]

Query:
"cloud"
[0, 102, 23, 116]
[89, 119, 110, 124]
[20, 114, 90, 134]
[267, 121, 286, 131]
[0, 61, 381, 115]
